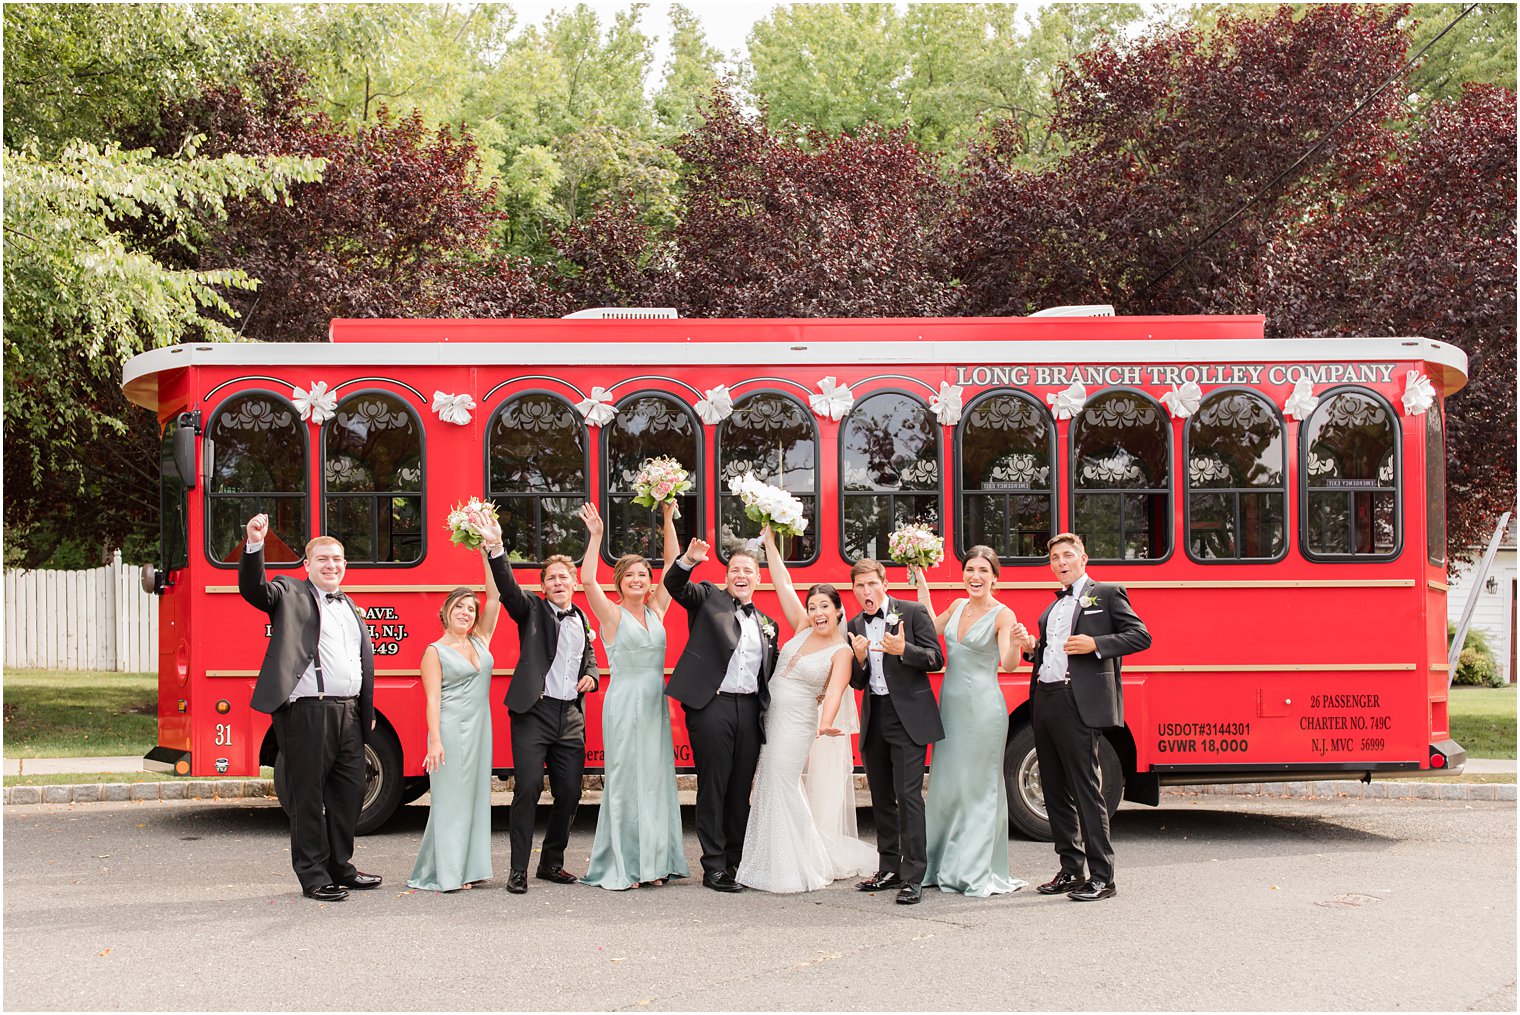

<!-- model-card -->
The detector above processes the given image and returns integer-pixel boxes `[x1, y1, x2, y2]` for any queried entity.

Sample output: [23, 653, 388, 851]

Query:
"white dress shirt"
[1038, 575, 1091, 684]
[247, 538, 363, 699]
[544, 608, 587, 701]
[720, 605, 762, 694]
[864, 600, 892, 696]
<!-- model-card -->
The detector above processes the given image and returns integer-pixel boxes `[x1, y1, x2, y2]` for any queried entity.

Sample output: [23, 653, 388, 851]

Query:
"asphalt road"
[3, 795, 1514, 1012]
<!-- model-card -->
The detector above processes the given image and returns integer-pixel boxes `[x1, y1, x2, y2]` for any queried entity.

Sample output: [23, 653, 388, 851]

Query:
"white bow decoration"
[930, 381, 964, 427]
[1046, 381, 1087, 421]
[292, 381, 337, 425]
[431, 391, 476, 426]
[809, 376, 855, 421]
[1402, 371, 1436, 416]
[1283, 378, 1320, 421]
[1161, 381, 1203, 419]
[574, 386, 617, 427]
[695, 384, 734, 425]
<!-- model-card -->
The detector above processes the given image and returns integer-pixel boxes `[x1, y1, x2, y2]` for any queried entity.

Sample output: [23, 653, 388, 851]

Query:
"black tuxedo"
[491, 552, 600, 873]
[1025, 577, 1150, 884]
[664, 561, 779, 876]
[847, 597, 945, 885]
[239, 548, 374, 892]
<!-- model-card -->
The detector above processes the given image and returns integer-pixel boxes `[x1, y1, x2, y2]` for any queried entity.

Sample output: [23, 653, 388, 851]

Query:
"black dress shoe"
[895, 883, 922, 905]
[856, 870, 905, 892]
[535, 866, 577, 885]
[1068, 879, 1117, 902]
[1036, 871, 1088, 895]
[702, 871, 742, 893]
[336, 871, 382, 890]
[302, 883, 348, 902]
[506, 870, 528, 894]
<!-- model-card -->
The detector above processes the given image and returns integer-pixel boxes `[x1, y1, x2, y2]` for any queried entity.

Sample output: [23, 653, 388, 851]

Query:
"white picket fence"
[4, 551, 158, 672]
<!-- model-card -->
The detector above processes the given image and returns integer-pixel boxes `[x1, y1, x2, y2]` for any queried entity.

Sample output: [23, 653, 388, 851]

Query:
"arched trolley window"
[601, 392, 701, 564]
[840, 391, 941, 563]
[956, 390, 1056, 561]
[322, 391, 424, 566]
[1301, 387, 1400, 560]
[1185, 389, 1286, 562]
[1069, 389, 1171, 562]
[717, 392, 818, 563]
[487, 392, 589, 565]
[205, 391, 308, 565]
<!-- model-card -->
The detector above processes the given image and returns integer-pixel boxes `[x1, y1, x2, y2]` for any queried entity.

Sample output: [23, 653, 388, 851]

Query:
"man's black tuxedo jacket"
[1025, 580, 1151, 729]
[847, 597, 945, 747]
[663, 564, 779, 711]
[239, 549, 375, 742]
[491, 553, 599, 715]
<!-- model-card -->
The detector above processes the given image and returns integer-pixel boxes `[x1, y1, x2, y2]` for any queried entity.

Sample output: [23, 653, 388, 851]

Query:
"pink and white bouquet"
[728, 472, 808, 538]
[888, 522, 944, 580]
[446, 497, 501, 550]
[631, 456, 693, 516]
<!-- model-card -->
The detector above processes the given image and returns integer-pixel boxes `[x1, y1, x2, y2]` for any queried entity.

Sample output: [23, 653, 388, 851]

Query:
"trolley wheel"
[400, 776, 430, 806]
[1004, 722, 1124, 841]
[271, 724, 405, 836]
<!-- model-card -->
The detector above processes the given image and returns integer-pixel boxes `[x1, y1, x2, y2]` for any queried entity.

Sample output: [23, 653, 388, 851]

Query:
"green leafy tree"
[654, 3, 724, 137]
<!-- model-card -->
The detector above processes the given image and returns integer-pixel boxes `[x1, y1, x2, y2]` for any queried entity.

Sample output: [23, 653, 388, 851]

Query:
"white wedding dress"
[736, 632, 877, 893]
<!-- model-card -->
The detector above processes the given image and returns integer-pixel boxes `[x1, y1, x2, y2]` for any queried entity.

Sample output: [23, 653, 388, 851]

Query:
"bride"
[735, 528, 877, 893]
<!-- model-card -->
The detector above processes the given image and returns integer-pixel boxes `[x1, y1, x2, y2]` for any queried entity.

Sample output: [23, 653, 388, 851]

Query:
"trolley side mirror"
[172, 411, 203, 489]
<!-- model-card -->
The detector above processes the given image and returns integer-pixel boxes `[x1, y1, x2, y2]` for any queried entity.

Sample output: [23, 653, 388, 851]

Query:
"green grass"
[2, 669, 157, 758]
[1449, 685, 1517, 760]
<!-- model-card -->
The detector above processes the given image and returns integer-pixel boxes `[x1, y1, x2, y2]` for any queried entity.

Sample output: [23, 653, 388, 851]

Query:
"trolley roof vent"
[1029, 304, 1115, 317]
[562, 307, 679, 320]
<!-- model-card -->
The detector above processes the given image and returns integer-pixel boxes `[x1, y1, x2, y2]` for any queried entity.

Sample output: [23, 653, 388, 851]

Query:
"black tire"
[271, 724, 405, 837]
[1004, 722, 1124, 841]
[400, 776, 430, 806]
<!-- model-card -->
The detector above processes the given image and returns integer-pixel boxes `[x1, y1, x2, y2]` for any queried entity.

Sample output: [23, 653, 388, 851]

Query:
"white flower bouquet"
[888, 523, 944, 584]
[728, 472, 809, 538]
[446, 497, 501, 550]
[631, 456, 693, 515]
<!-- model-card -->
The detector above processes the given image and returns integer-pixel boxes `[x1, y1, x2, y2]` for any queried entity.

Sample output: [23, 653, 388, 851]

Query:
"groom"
[847, 558, 944, 905]
[665, 538, 779, 892]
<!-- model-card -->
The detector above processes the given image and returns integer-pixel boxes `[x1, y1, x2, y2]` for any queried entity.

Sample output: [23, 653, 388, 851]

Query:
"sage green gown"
[407, 636, 494, 892]
[923, 601, 1027, 896]
[582, 606, 690, 889]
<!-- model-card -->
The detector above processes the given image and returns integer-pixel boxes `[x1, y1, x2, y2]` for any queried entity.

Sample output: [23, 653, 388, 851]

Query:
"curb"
[1164, 780, 1516, 802]
[3, 777, 1513, 806]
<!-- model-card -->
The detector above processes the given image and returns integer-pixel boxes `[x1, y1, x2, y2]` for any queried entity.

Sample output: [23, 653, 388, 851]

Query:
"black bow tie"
[863, 610, 884, 622]
[1054, 586, 1076, 600]
[555, 608, 577, 622]
[324, 592, 346, 604]
[738, 603, 756, 618]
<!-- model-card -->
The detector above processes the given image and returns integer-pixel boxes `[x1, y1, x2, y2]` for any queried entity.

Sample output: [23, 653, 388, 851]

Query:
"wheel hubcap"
[361, 745, 383, 810]
[1017, 751, 1047, 821]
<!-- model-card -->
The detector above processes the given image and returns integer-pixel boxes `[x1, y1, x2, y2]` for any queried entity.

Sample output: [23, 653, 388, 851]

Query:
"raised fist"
[246, 514, 269, 545]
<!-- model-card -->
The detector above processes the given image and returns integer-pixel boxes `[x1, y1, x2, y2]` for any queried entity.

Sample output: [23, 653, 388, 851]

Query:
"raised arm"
[911, 564, 952, 636]
[649, 500, 678, 615]
[762, 527, 807, 633]
[488, 530, 535, 623]
[817, 646, 855, 736]
[576, 503, 621, 642]
[663, 537, 712, 611]
[237, 514, 284, 613]
[476, 513, 505, 644]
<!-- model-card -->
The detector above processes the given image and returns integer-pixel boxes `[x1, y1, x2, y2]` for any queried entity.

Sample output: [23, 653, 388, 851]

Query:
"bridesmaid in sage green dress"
[576, 500, 689, 890]
[915, 546, 1031, 897]
[408, 518, 507, 892]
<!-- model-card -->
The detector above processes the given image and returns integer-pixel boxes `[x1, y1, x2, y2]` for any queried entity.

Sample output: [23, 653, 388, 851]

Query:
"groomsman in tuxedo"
[665, 538, 779, 892]
[489, 545, 599, 894]
[239, 514, 380, 902]
[1016, 532, 1150, 902]
[847, 558, 944, 905]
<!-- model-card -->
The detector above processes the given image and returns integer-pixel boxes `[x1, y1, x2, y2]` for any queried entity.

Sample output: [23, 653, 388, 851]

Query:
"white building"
[1446, 515, 1517, 683]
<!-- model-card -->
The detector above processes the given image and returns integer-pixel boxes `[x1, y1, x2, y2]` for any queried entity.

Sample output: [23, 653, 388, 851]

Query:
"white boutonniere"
[584, 623, 597, 643]
[885, 610, 901, 626]
[1079, 595, 1100, 609]
[761, 620, 776, 638]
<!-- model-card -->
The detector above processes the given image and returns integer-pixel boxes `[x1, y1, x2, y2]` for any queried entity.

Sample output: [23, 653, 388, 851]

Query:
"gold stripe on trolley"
[1426, 580, 1451, 592]
[209, 578, 1419, 594]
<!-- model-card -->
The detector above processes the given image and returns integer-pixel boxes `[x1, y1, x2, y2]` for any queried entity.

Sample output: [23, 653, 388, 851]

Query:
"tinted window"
[206, 393, 308, 564]
[488, 393, 587, 564]
[841, 392, 940, 561]
[957, 391, 1055, 561]
[1071, 391, 1170, 561]
[1303, 390, 1398, 558]
[717, 393, 817, 562]
[1186, 391, 1285, 561]
[323, 393, 423, 565]
[603, 393, 700, 562]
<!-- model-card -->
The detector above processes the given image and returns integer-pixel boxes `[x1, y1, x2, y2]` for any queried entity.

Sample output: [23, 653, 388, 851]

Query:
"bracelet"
[485, 542, 504, 553]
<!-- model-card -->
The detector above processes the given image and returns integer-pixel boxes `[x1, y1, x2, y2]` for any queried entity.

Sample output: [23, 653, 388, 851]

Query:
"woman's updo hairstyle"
[963, 544, 1001, 579]
[805, 583, 845, 623]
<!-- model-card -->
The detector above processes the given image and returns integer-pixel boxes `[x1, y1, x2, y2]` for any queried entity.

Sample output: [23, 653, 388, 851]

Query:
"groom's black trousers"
[508, 697, 586, 873]
[271, 697, 365, 892]
[683, 693, 762, 876]
[1032, 680, 1114, 883]
[860, 692, 929, 884]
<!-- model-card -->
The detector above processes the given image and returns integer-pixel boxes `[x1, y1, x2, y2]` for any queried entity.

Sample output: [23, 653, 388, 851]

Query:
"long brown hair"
[438, 586, 483, 636]
[612, 554, 652, 598]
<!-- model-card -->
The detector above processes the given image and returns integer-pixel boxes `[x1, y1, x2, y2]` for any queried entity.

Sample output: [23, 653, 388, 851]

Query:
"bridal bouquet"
[728, 472, 809, 538]
[631, 456, 693, 516]
[888, 523, 944, 583]
[446, 497, 501, 550]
